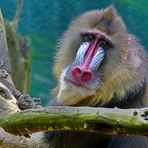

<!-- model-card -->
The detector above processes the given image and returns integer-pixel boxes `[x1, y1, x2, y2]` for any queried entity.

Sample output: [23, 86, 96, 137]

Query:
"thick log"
[0, 104, 148, 136]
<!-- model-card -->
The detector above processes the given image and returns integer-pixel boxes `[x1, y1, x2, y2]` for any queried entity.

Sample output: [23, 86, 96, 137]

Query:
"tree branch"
[0, 103, 148, 136]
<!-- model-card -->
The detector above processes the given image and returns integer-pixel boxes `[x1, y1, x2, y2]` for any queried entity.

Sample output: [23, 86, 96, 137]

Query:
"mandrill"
[45, 5, 148, 148]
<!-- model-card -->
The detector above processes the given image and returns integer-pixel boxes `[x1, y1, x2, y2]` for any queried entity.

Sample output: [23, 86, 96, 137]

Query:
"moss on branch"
[0, 106, 148, 136]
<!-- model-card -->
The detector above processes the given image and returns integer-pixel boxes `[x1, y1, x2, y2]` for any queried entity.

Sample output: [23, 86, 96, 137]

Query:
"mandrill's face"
[57, 31, 113, 105]
[53, 6, 129, 106]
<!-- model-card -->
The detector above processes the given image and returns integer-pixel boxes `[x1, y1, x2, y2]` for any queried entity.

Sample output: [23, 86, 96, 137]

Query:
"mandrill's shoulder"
[127, 34, 147, 72]
[128, 34, 148, 104]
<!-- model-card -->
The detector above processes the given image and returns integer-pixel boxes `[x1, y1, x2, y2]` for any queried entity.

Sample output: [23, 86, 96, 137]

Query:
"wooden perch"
[0, 97, 148, 136]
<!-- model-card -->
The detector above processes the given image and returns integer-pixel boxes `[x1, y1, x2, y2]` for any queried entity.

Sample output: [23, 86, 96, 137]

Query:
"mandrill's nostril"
[75, 67, 81, 74]
[71, 66, 92, 82]
[82, 71, 92, 81]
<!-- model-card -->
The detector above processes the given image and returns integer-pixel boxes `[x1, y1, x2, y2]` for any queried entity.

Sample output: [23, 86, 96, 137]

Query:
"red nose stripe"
[82, 39, 99, 68]
[71, 39, 99, 82]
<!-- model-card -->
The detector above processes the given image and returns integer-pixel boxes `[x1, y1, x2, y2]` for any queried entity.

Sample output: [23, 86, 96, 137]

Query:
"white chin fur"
[57, 68, 96, 105]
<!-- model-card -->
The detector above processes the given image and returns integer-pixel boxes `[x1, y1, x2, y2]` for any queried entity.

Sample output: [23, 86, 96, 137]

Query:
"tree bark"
[1, 103, 148, 136]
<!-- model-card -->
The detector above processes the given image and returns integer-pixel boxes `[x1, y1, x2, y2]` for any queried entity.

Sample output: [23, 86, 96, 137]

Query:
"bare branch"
[0, 105, 148, 136]
[13, 0, 23, 31]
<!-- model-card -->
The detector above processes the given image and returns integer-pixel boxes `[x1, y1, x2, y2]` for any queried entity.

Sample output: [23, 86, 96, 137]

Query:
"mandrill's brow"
[80, 30, 113, 44]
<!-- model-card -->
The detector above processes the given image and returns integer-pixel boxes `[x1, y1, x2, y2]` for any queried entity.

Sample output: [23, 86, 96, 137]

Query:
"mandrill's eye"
[99, 40, 110, 49]
[82, 34, 95, 42]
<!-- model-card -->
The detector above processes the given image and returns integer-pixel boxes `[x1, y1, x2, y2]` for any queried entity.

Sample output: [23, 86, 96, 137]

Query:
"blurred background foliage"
[0, 0, 148, 105]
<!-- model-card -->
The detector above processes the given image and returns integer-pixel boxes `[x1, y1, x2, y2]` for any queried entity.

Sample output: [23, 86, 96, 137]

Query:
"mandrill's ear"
[103, 5, 116, 22]
[95, 5, 126, 34]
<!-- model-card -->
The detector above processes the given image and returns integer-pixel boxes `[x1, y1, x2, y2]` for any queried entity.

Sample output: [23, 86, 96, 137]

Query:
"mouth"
[64, 77, 89, 89]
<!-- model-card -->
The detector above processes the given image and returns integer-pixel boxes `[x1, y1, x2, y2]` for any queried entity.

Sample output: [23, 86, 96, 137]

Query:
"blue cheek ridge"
[74, 42, 89, 65]
[90, 47, 105, 70]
